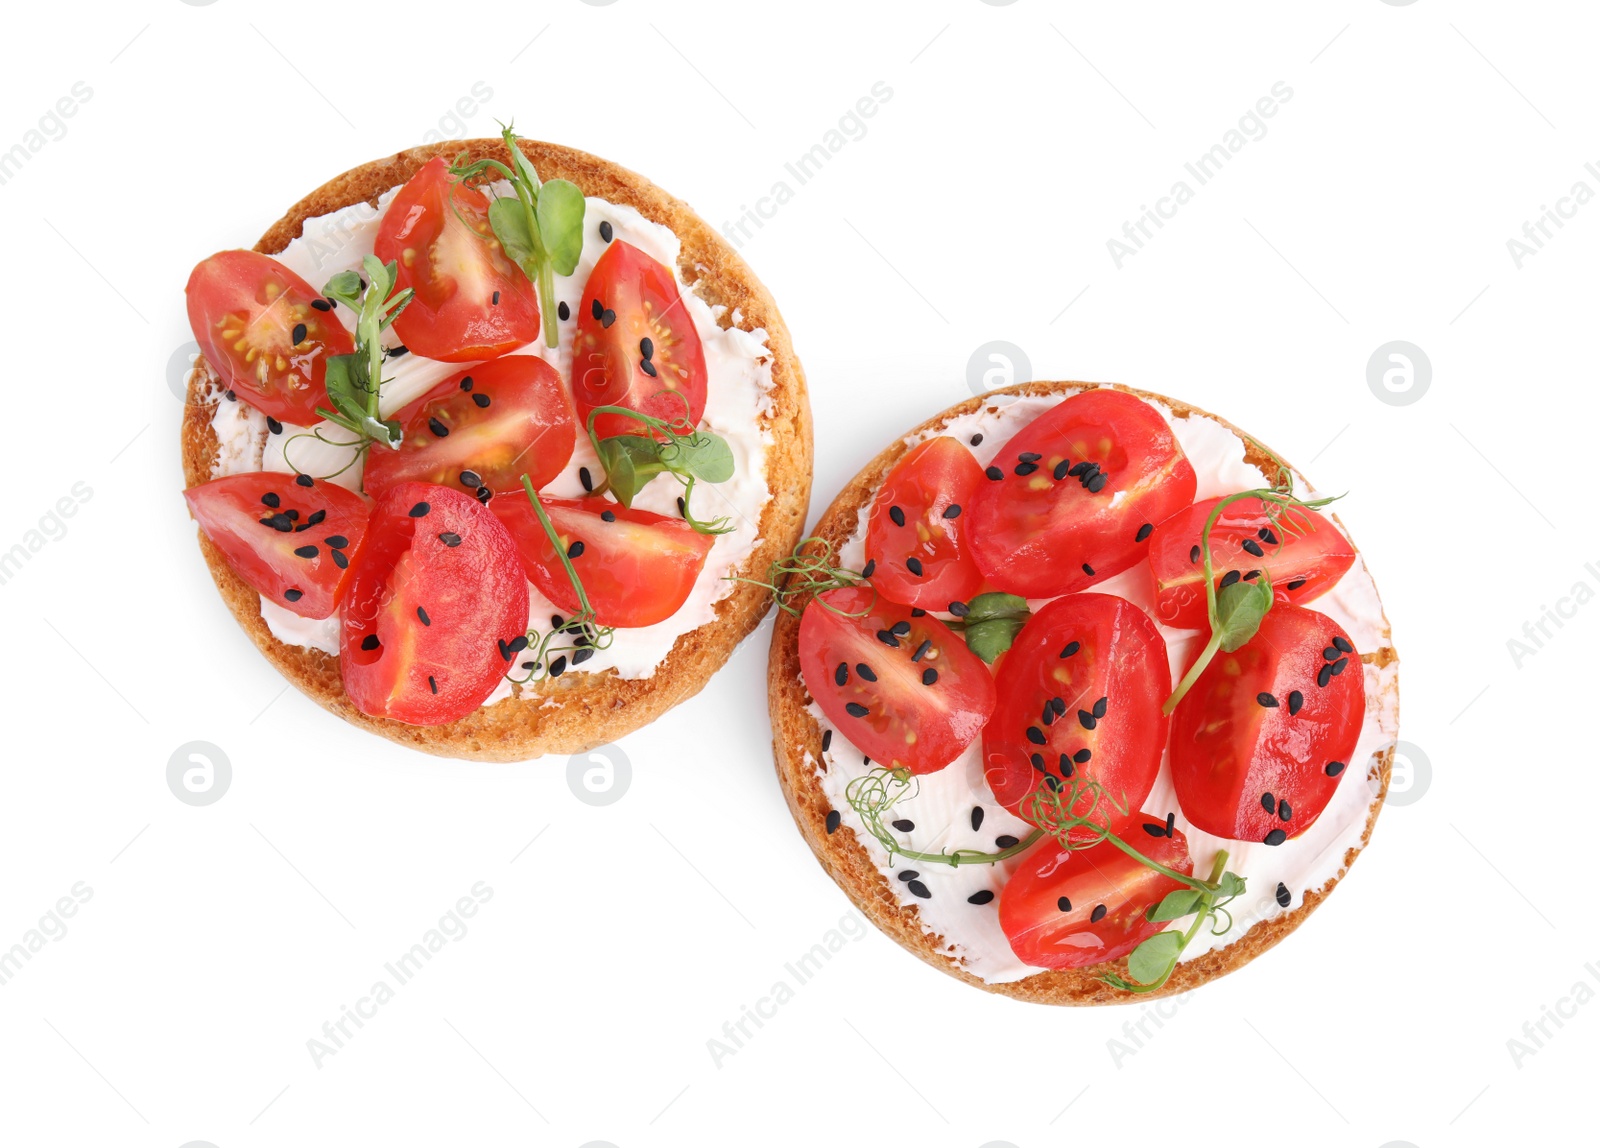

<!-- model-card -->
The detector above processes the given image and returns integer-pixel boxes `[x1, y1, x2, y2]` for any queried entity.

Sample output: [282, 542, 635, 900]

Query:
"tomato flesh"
[363, 355, 575, 499]
[982, 593, 1170, 829]
[864, 436, 986, 611]
[1169, 604, 1364, 843]
[968, 388, 1196, 599]
[374, 157, 539, 362]
[999, 830, 1193, 969]
[340, 482, 527, 725]
[1147, 497, 1357, 630]
[489, 494, 714, 629]
[186, 250, 355, 425]
[573, 240, 707, 439]
[184, 472, 369, 619]
[800, 586, 995, 774]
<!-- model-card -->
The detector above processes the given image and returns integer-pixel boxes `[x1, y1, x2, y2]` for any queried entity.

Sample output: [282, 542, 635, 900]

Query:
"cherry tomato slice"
[489, 494, 714, 629]
[186, 250, 355, 425]
[572, 240, 707, 440]
[969, 389, 1196, 599]
[1169, 604, 1364, 843]
[363, 356, 576, 500]
[864, 437, 987, 611]
[374, 157, 539, 362]
[800, 586, 996, 774]
[1146, 496, 1357, 630]
[184, 472, 369, 619]
[999, 829, 1193, 969]
[982, 593, 1171, 830]
[340, 482, 527, 725]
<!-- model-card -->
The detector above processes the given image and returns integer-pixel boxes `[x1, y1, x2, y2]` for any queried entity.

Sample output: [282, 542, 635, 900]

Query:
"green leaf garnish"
[582, 399, 736, 535]
[1213, 576, 1274, 652]
[312, 255, 413, 455]
[958, 592, 1031, 663]
[1146, 888, 1204, 923]
[1126, 930, 1185, 984]
[731, 537, 871, 617]
[450, 121, 585, 349]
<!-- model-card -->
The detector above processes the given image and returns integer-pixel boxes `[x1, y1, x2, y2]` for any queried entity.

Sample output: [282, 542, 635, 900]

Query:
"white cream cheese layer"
[806, 391, 1399, 984]
[208, 185, 775, 684]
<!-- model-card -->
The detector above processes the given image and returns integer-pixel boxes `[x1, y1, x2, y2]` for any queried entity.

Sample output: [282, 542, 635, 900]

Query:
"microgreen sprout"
[733, 537, 872, 617]
[845, 767, 1044, 866]
[313, 255, 413, 451]
[581, 396, 736, 535]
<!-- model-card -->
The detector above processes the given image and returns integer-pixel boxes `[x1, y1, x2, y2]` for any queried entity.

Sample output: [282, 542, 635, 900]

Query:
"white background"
[0, 1, 1593, 1145]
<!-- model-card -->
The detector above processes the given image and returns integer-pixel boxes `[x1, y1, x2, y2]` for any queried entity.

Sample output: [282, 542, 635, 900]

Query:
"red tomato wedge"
[362, 356, 576, 500]
[864, 437, 986, 611]
[1146, 497, 1357, 630]
[340, 482, 527, 725]
[800, 586, 996, 774]
[572, 240, 707, 440]
[968, 389, 1197, 599]
[184, 472, 369, 619]
[999, 830, 1193, 969]
[373, 157, 539, 362]
[982, 593, 1171, 829]
[186, 250, 355, 425]
[1169, 604, 1364, 844]
[489, 494, 714, 629]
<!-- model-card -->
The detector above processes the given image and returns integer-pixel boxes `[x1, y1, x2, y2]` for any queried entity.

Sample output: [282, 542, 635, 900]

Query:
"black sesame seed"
[1333, 635, 1354, 654]
[558, 300, 570, 322]
[1041, 705, 1056, 727]
[1018, 451, 1041, 463]
[1243, 569, 1261, 581]
[507, 635, 530, 654]
[826, 810, 841, 834]
[595, 510, 614, 525]
[888, 505, 905, 527]
[1259, 527, 1279, 545]
[472, 392, 491, 408]
[549, 655, 568, 677]
[331, 550, 348, 569]
[855, 663, 877, 682]
[1325, 761, 1345, 777]
[1190, 544, 1202, 564]
[639, 336, 654, 360]
[311, 298, 331, 312]
[460, 375, 474, 391]
[1261, 792, 1275, 813]
[907, 879, 931, 900]
[821, 729, 833, 752]
[995, 835, 1019, 848]
[1053, 459, 1071, 481]
[261, 492, 281, 508]
[409, 502, 430, 518]
[1242, 538, 1264, 557]
[601, 309, 616, 327]
[295, 473, 314, 487]
[1031, 752, 1046, 771]
[903, 557, 923, 577]
[845, 702, 870, 718]
[861, 559, 877, 578]
[568, 540, 585, 559]
[921, 668, 938, 685]
[942, 504, 962, 519]
[572, 647, 595, 665]
[591, 298, 603, 320]
[969, 433, 983, 446]
[285, 509, 301, 521]
[640, 359, 658, 378]
[1014, 461, 1038, 476]
[428, 675, 438, 695]
[1081, 562, 1095, 576]
[294, 544, 318, 558]
[911, 639, 932, 662]
[291, 322, 307, 346]
[1086, 473, 1108, 493]
[875, 630, 900, 648]
[491, 290, 500, 306]
[897, 870, 918, 882]
[1059, 641, 1080, 658]
[1286, 577, 1307, 590]
[949, 601, 970, 617]
[971, 806, 985, 831]
[475, 486, 491, 505]
[1317, 664, 1333, 688]
[1166, 812, 1176, 837]
[261, 513, 291, 532]
[1068, 462, 1091, 478]
[1050, 697, 1066, 716]
[324, 534, 348, 549]
[891, 620, 911, 636]
[1073, 748, 1091, 763]
[387, 345, 408, 359]
[599, 220, 614, 242]
[1059, 755, 1074, 778]
[1275, 882, 1291, 908]
[1136, 523, 1153, 542]
[1092, 696, 1107, 719]
[457, 470, 482, 489]
[1257, 692, 1279, 708]
[283, 588, 303, 602]
[1264, 829, 1287, 846]
[416, 606, 431, 627]
[834, 662, 848, 687]
[985, 466, 1003, 481]
[267, 417, 284, 435]
[1057, 896, 1073, 913]
[911, 607, 925, 617]
[1323, 646, 1341, 661]
[1026, 726, 1047, 746]
[1090, 904, 1108, 923]
[967, 889, 995, 905]
[1278, 799, 1292, 822]
[361, 634, 380, 651]
[1142, 821, 1167, 838]
[1288, 690, 1304, 716]
[892, 819, 915, 832]
[225, 390, 237, 401]
[1077, 711, 1097, 731]
[429, 416, 450, 437]
[1219, 569, 1241, 589]
[1329, 657, 1349, 676]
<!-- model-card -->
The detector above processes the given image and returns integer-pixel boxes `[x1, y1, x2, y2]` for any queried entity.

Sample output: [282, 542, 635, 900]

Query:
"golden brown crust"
[181, 138, 811, 761]
[766, 380, 1398, 1005]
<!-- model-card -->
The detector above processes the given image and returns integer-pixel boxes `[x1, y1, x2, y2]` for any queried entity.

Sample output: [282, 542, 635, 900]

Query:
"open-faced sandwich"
[179, 127, 809, 760]
[767, 381, 1398, 1003]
